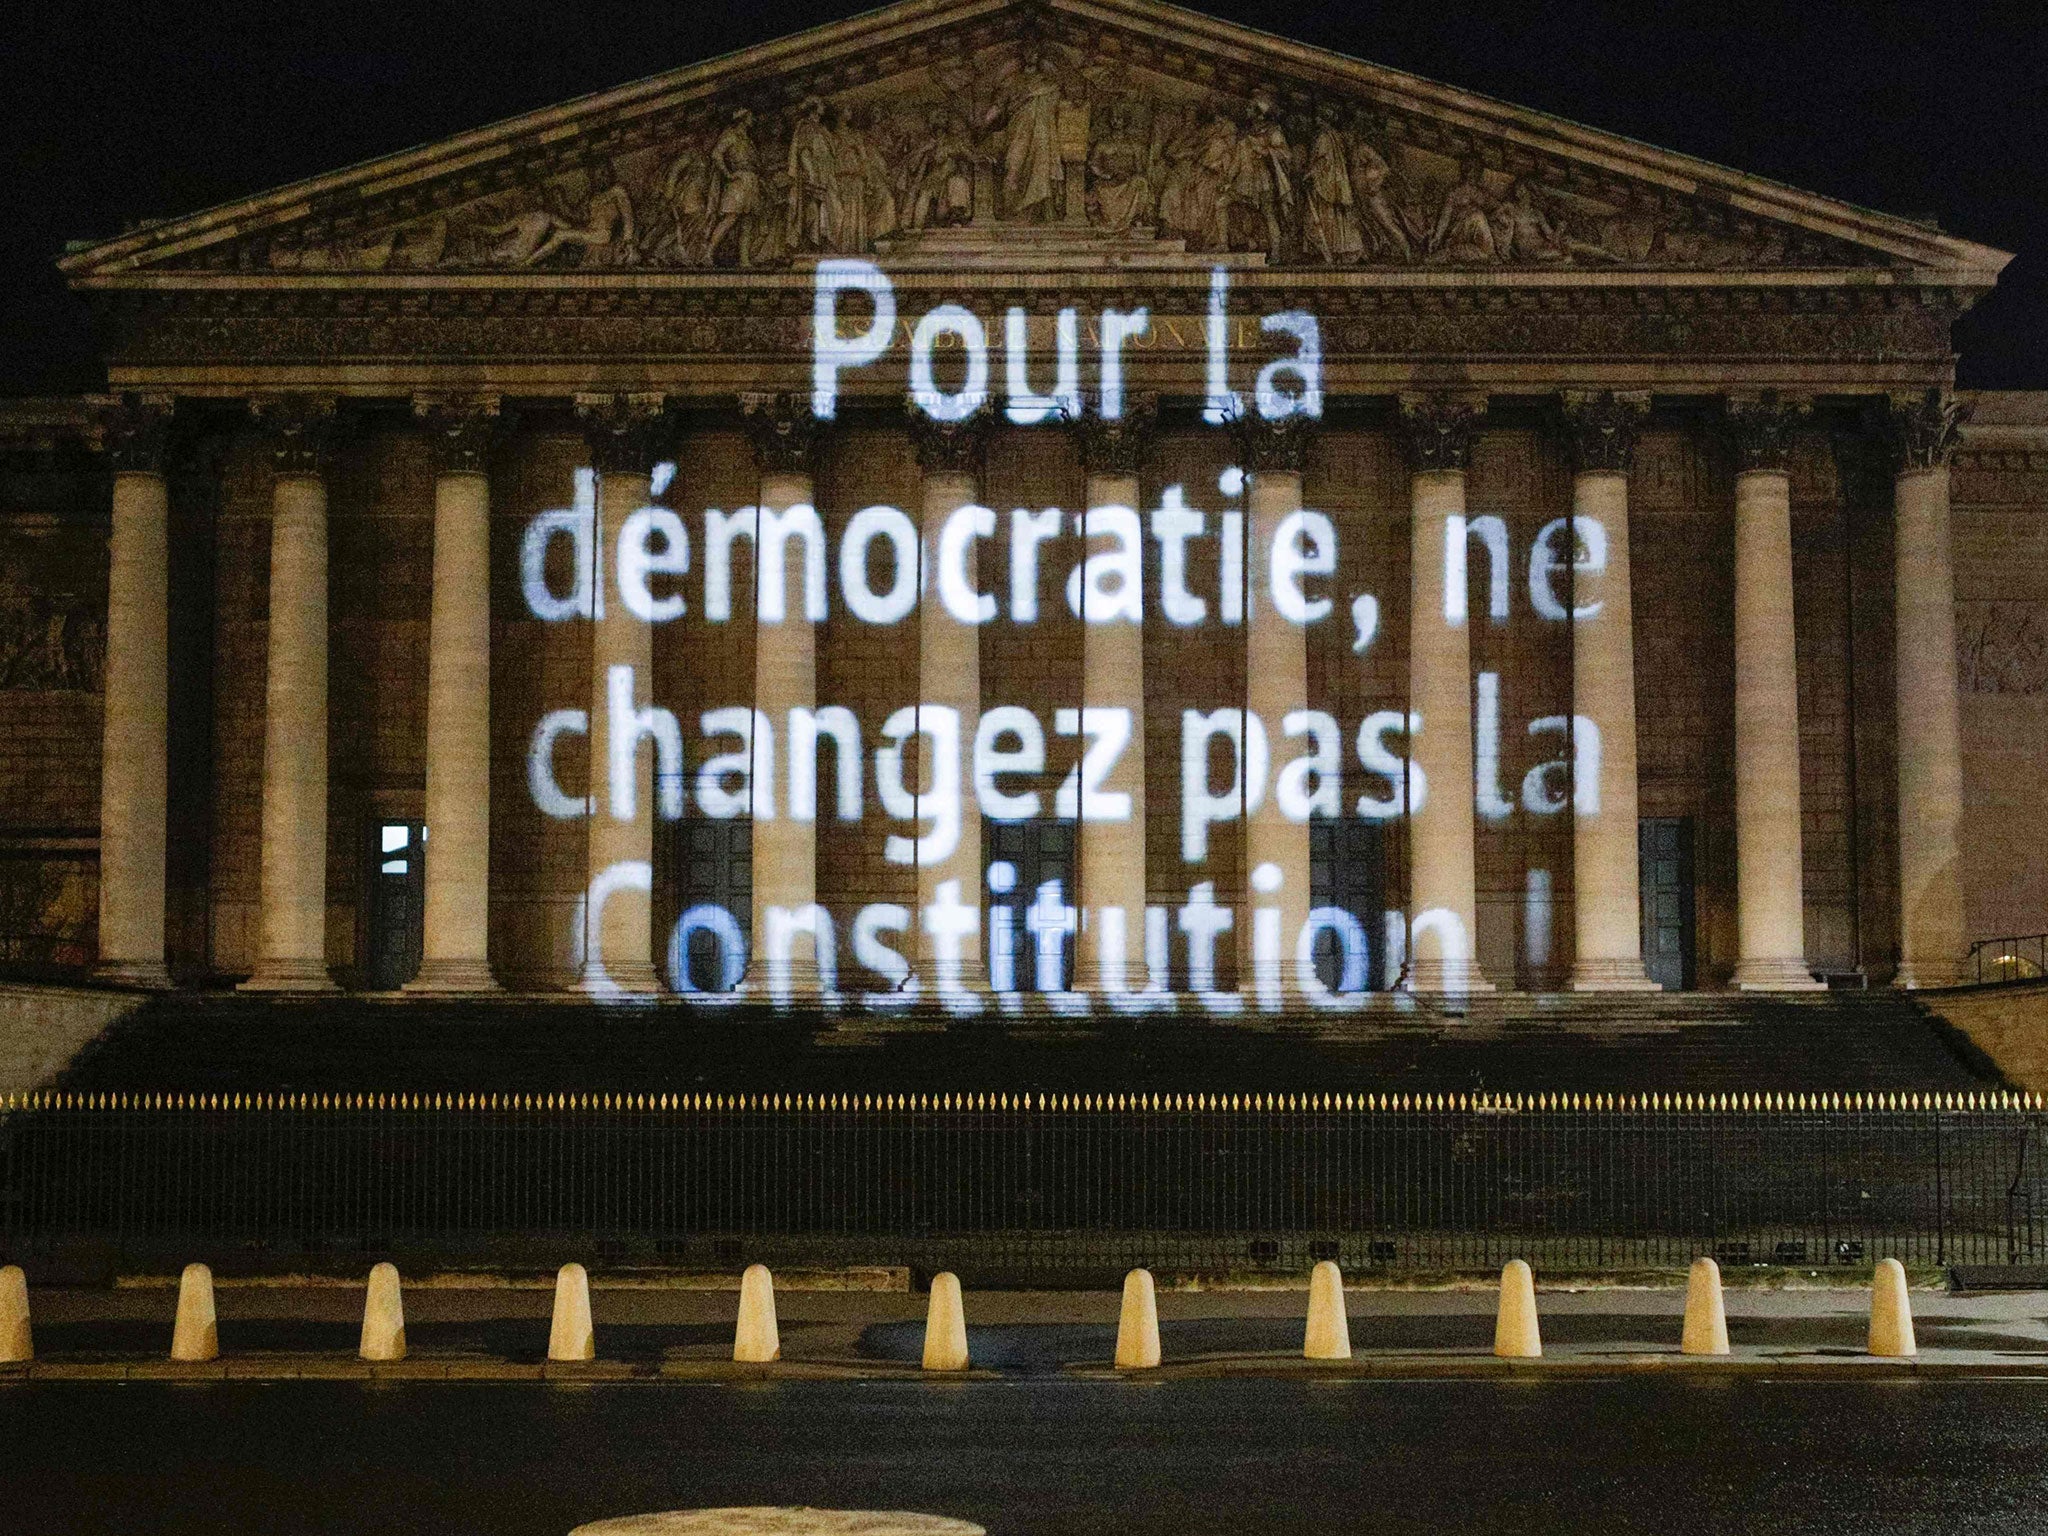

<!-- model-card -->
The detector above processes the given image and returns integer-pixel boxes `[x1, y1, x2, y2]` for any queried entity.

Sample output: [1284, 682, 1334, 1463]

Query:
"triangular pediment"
[60, 0, 2010, 286]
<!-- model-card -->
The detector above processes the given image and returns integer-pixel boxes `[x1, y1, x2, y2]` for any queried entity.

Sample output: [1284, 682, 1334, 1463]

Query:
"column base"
[577, 961, 663, 998]
[916, 961, 990, 996]
[739, 961, 840, 1009]
[1731, 957, 1826, 992]
[1405, 958, 1497, 996]
[403, 959, 502, 995]
[238, 959, 339, 993]
[1893, 958, 1969, 990]
[93, 959, 174, 990]
[1080, 960, 1149, 995]
[1569, 958, 1663, 992]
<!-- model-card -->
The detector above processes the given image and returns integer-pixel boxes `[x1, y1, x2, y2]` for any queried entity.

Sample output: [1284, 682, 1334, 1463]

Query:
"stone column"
[93, 394, 176, 988]
[1889, 391, 1970, 988]
[1237, 412, 1314, 1005]
[1562, 391, 1658, 991]
[241, 396, 340, 991]
[405, 396, 501, 993]
[909, 407, 991, 999]
[575, 393, 668, 995]
[1727, 394, 1825, 990]
[1400, 395, 1494, 995]
[741, 394, 822, 996]
[1075, 401, 1156, 994]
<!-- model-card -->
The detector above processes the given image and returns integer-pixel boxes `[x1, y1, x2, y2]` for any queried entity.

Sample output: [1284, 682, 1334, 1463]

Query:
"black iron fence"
[1966, 935, 2048, 985]
[3, 1087, 2045, 1283]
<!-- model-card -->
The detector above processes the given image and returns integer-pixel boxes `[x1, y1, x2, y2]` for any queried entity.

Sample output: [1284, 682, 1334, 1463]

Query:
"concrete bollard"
[1303, 1260, 1352, 1360]
[922, 1271, 969, 1372]
[549, 1262, 595, 1362]
[1114, 1267, 1160, 1369]
[1681, 1256, 1730, 1356]
[1493, 1258, 1541, 1359]
[0, 1264, 31, 1363]
[170, 1262, 218, 1362]
[360, 1262, 407, 1362]
[733, 1263, 780, 1363]
[1868, 1257, 1917, 1358]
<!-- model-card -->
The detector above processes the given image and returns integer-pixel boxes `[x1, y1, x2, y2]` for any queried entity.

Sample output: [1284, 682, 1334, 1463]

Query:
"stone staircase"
[44, 987, 2002, 1095]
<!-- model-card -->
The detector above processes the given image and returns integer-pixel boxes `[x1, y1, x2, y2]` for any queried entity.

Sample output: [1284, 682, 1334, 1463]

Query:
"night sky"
[7, 0, 2045, 395]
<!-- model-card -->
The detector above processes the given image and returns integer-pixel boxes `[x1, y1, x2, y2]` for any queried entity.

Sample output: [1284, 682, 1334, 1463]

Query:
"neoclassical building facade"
[4, 0, 2043, 1007]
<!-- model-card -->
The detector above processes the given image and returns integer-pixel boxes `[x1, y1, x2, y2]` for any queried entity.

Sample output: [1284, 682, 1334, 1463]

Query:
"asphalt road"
[9, 1377, 2048, 1534]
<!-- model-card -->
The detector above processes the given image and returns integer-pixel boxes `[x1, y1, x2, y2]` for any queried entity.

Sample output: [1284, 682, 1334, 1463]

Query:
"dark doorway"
[1310, 819, 1387, 991]
[364, 819, 424, 990]
[985, 820, 1076, 992]
[669, 816, 752, 992]
[1638, 817, 1696, 991]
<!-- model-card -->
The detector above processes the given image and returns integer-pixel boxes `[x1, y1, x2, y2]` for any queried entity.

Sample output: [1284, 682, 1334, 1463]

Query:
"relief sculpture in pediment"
[235, 34, 1835, 276]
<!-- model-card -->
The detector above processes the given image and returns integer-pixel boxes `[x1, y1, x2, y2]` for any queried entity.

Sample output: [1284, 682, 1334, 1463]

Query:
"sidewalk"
[8, 1279, 2048, 1381]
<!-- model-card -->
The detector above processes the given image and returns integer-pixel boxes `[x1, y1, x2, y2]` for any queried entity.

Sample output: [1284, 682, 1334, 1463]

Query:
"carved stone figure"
[0, 597, 103, 691]
[832, 105, 897, 251]
[906, 109, 976, 230]
[1087, 102, 1154, 234]
[705, 108, 766, 267]
[1230, 89, 1292, 257]
[1429, 157, 1499, 263]
[527, 162, 638, 267]
[786, 97, 839, 254]
[269, 217, 439, 273]
[1346, 113, 1413, 262]
[989, 45, 1067, 222]
[1151, 104, 1202, 243]
[1162, 110, 1236, 251]
[214, 33, 1832, 274]
[481, 205, 556, 266]
[1302, 102, 1362, 264]
[1491, 180, 1571, 264]
[478, 164, 637, 268]
[651, 139, 714, 264]
[1959, 603, 2048, 694]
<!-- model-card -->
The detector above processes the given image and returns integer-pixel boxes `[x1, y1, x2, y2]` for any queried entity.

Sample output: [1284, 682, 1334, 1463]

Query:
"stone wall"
[1952, 392, 2048, 947]
[1924, 980, 2048, 1093]
[0, 983, 142, 1092]
[0, 442, 106, 973]
[5, 395, 2046, 991]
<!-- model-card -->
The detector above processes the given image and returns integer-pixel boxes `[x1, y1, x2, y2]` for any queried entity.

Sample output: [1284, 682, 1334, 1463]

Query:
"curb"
[5, 1353, 2046, 1383]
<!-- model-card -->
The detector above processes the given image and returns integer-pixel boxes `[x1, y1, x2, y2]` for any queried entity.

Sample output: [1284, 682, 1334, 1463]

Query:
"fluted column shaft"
[1561, 393, 1656, 991]
[1240, 421, 1312, 1006]
[576, 394, 664, 995]
[1890, 393, 1970, 988]
[242, 398, 338, 991]
[408, 398, 499, 992]
[1402, 397, 1492, 995]
[911, 411, 988, 1000]
[1565, 472, 1656, 990]
[94, 396, 174, 988]
[1728, 396, 1822, 990]
[743, 395, 820, 996]
[1075, 407, 1154, 995]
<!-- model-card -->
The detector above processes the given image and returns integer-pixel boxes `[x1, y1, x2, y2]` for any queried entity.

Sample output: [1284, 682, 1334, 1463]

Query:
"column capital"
[739, 392, 820, 474]
[1885, 389, 1970, 474]
[1398, 392, 1486, 473]
[1724, 391, 1812, 475]
[575, 392, 670, 475]
[250, 394, 339, 477]
[1231, 406, 1313, 474]
[907, 399, 994, 476]
[90, 392, 176, 475]
[1559, 390, 1650, 475]
[1074, 395, 1158, 476]
[413, 394, 502, 476]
